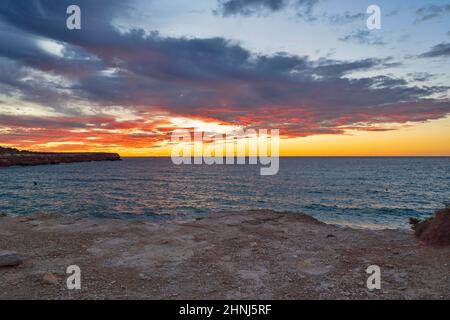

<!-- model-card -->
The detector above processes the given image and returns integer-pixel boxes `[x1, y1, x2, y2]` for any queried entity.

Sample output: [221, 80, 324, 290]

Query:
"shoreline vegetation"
[0, 210, 449, 299]
[410, 205, 450, 246]
[0, 147, 120, 167]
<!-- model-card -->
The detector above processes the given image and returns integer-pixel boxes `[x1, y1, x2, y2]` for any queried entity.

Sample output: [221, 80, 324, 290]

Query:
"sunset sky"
[0, 0, 449, 156]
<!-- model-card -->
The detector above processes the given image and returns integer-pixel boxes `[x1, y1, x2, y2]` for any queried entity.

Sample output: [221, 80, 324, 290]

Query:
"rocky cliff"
[0, 147, 120, 167]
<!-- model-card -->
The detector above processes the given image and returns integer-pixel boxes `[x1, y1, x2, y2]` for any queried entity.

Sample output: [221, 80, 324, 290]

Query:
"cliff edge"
[0, 147, 120, 167]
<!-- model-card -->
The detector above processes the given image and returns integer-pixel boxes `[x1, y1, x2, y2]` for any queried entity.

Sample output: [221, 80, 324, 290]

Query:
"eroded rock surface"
[0, 211, 449, 299]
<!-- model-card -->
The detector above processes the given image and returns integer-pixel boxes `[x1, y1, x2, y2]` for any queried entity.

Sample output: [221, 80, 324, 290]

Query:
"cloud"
[216, 1, 367, 25]
[0, 0, 449, 150]
[339, 29, 386, 46]
[407, 72, 436, 82]
[326, 11, 365, 25]
[386, 10, 399, 17]
[415, 4, 450, 23]
[0, 112, 173, 151]
[217, 0, 288, 16]
[215, 0, 319, 20]
[420, 42, 450, 58]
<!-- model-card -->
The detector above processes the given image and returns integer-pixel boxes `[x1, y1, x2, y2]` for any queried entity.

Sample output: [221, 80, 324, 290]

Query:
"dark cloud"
[0, 0, 449, 142]
[420, 42, 450, 58]
[407, 72, 436, 82]
[215, 0, 319, 19]
[217, 0, 288, 16]
[0, 57, 80, 110]
[0, 27, 103, 78]
[339, 30, 386, 46]
[415, 4, 450, 23]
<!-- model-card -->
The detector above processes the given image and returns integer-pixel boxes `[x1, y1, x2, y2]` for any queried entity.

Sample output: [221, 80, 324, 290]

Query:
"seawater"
[1, 157, 449, 229]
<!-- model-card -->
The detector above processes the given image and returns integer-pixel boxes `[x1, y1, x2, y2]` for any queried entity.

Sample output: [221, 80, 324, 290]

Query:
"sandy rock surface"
[0, 211, 449, 299]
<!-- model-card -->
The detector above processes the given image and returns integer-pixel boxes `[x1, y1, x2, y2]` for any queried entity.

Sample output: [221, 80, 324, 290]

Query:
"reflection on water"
[0, 157, 449, 229]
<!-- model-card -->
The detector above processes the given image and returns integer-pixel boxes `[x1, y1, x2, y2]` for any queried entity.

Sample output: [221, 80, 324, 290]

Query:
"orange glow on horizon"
[3, 116, 450, 157]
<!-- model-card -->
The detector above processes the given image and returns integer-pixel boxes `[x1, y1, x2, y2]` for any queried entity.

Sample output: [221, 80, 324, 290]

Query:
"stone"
[42, 273, 59, 285]
[0, 250, 23, 267]
[29, 220, 42, 227]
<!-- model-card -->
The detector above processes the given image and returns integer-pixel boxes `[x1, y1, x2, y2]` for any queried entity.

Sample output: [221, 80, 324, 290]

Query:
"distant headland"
[0, 147, 120, 167]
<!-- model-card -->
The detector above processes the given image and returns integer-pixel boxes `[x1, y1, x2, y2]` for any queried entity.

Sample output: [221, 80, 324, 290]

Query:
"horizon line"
[120, 155, 450, 158]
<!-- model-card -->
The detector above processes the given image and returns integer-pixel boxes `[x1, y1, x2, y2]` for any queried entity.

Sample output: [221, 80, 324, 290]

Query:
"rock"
[415, 207, 450, 246]
[0, 250, 23, 267]
[42, 273, 59, 285]
[139, 273, 151, 280]
[19, 216, 36, 222]
[29, 220, 42, 227]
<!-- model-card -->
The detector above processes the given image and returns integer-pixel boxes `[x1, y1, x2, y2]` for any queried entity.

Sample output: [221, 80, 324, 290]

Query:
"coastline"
[0, 147, 120, 167]
[0, 210, 448, 300]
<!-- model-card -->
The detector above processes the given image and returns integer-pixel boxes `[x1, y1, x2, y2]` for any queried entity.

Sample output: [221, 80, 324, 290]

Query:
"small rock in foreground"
[42, 273, 59, 285]
[0, 250, 24, 267]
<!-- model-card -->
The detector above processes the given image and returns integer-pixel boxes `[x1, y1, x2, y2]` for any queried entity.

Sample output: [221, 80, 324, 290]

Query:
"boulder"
[0, 250, 23, 267]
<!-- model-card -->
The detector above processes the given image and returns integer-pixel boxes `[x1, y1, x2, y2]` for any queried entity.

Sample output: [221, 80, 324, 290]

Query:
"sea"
[1, 157, 449, 229]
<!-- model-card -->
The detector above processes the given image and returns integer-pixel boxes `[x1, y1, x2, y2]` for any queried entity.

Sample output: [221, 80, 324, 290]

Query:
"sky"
[0, 0, 449, 156]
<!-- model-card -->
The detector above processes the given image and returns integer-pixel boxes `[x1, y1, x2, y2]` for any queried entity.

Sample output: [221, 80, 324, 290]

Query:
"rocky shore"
[0, 147, 120, 167]
[0, 210, 449, 300]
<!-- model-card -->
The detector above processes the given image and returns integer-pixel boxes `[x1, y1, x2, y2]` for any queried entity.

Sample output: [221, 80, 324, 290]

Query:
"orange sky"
[281, 117, 450, 156]
[5, 115, 447, 157]
[148, 117, 450, 157]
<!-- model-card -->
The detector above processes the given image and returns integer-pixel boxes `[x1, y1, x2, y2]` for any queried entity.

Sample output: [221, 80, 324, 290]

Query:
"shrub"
[412, 206, 450, 246]
[409, 217, 422, 230]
